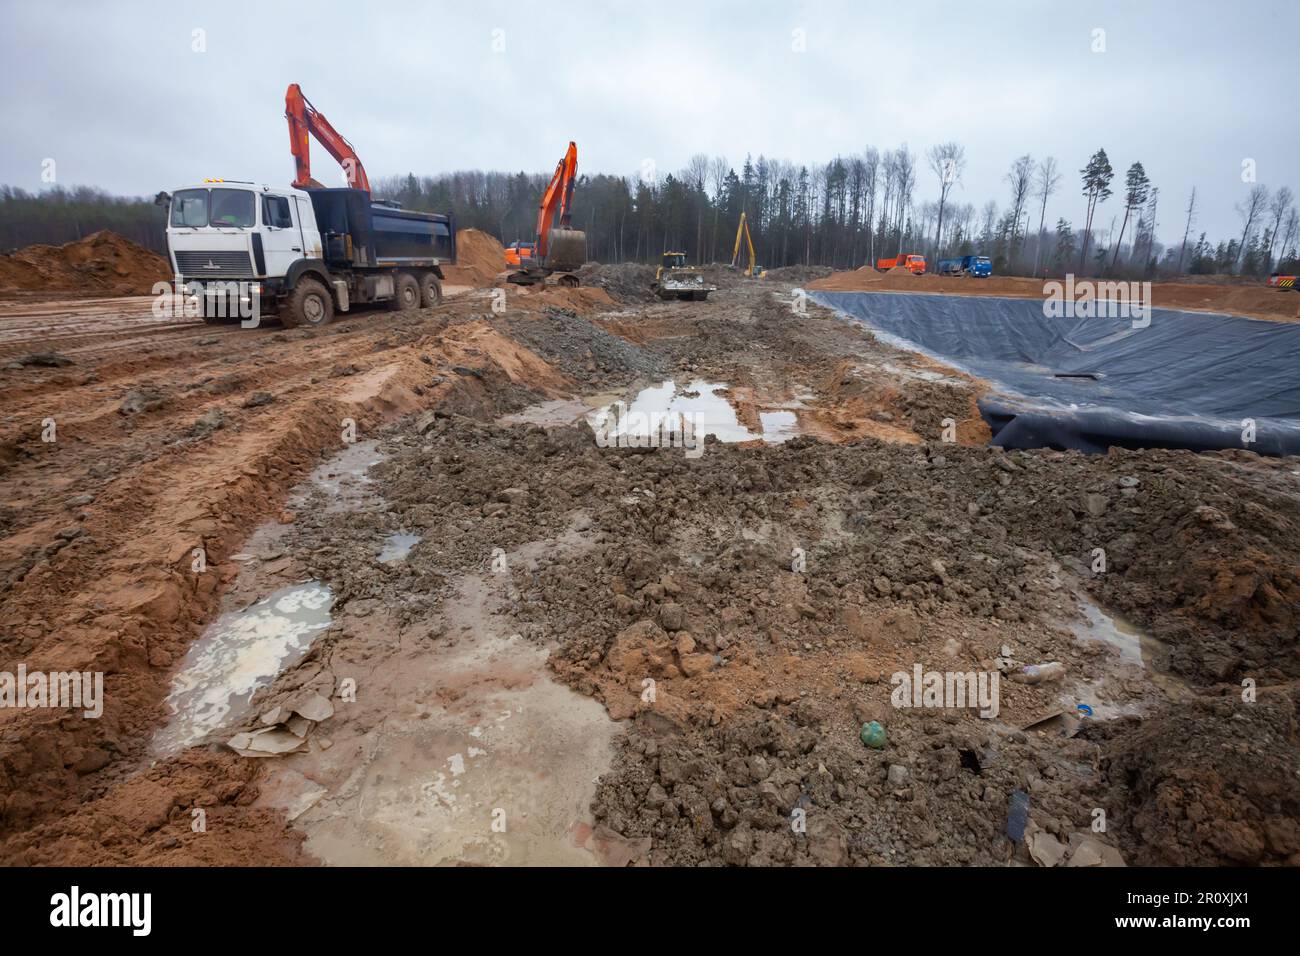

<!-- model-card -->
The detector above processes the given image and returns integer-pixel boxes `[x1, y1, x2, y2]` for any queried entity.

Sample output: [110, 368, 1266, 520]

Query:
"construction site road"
[1, 274, 1297, 867]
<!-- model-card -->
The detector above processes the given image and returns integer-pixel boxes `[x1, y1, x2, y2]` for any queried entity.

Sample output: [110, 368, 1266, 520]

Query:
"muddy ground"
[1, 273, 1297, 866]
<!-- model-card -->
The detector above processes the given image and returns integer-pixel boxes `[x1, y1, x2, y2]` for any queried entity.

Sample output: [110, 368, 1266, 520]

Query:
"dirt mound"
[0, 230, 170, 296]
[763, 265, 833, 283]
[1096, 691, 1300, 865]
[441, 228, 505, 288]
[576, 262, 659, 303]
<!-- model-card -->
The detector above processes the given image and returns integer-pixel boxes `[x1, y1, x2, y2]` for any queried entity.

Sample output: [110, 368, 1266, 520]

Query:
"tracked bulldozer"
[652, 252, 716, 301]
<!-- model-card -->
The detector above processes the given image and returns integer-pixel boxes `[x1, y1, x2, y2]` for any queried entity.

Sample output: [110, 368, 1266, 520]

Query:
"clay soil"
[1, 265, 1297, 867]
[0, 231, 171, 298]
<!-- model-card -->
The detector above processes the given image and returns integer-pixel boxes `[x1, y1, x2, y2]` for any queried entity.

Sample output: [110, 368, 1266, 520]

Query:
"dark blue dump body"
[305, 187, 456, 268]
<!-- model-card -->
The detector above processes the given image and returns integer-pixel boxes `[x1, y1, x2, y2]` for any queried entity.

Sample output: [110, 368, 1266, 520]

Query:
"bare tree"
[1264, 186, 1294, 270]
[707, 155, 729, 262]
[862, 147, 880, 265]
[926, 142, 966, 260]
[1235, 184, 1270, 272]
[1005, 155, 1033, 267]
[1278, 207, 1300, 267]
[1176, 186, 1197, 275]
[1031, 156, 1061, 277]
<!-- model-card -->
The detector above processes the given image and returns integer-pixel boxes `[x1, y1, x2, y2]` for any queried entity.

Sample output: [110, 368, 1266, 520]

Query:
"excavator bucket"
[545, 227, 587, 273]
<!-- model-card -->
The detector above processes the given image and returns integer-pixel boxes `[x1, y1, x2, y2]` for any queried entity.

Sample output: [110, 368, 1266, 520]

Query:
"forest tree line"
[3, 145, 1296, 279]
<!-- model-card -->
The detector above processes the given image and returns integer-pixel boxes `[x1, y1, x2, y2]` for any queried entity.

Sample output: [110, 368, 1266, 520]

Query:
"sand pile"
[442, 228, 506, 287]
[0, 230, 170, 296]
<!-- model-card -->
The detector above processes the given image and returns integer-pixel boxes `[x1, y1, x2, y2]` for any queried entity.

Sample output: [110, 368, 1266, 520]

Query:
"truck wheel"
[281, 277, 334, 329]
[419, 273, 442, 308]
[391, 273, 420, 311]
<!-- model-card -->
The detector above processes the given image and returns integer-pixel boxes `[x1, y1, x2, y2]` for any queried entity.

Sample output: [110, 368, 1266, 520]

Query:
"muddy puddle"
[589, 379, 803, 444]
[1036, 592, 1194, 723]
[296, 439, 386, 513]
[199, 440, 623, 865]
[377, 531, 421, 563]
[152, 582, 334, 756]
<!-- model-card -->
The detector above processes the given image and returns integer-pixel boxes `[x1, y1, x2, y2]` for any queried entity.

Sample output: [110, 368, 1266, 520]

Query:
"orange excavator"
[506, 141, 586, 286]
[285, 83, 370, 193]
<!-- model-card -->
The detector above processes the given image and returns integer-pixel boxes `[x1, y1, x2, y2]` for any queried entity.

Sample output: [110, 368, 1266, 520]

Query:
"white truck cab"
[162, 180, 455, 328]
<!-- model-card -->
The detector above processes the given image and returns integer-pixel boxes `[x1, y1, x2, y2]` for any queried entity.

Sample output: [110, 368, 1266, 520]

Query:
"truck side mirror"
[154, 191, 171, 208]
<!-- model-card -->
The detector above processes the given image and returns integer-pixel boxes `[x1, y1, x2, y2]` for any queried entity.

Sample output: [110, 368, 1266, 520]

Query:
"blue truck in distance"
[937, 255, 992, 277]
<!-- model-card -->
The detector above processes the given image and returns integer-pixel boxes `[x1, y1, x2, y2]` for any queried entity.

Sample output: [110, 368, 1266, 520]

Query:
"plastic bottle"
[1012, 661, 1066, 684]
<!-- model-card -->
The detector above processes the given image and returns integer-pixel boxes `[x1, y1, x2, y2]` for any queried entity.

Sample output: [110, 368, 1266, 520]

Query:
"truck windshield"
[209, 189, 254, 228]
[975, 257, 990, 265]
[170, 189, 208, 228]
[169, 188, 255, 229]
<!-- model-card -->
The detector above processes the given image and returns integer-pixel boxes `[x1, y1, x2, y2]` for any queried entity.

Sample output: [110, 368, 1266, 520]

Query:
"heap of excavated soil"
[442, 228, 506, 288]
[762, 264, 833, 283]
[0, 230, 170, 296]
[807, 268, 1300, 323]
[576, 262, 658, 303]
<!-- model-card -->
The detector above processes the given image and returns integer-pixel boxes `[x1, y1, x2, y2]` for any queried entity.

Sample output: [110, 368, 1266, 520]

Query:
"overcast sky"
[2, 0, 1296, 246]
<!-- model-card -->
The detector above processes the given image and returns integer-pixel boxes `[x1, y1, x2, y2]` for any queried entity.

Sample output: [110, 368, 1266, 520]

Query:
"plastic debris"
[859, 720, 887, 749]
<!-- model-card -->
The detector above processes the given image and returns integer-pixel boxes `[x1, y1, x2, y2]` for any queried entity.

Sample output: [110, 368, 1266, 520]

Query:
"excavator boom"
[285, 83, 371, 193]
[730, 213, 760, 276]
[534, 141, 578, 258]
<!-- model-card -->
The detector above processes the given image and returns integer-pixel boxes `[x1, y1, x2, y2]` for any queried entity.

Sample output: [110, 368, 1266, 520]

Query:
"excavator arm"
[534, 141, 578, 258]
[285, 83, 371, 193]
[731, 213, 757, 274]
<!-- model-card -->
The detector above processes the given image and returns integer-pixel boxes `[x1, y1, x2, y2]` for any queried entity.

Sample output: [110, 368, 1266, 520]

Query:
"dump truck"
[653, 252, 716, 301]
[937, 255, 992, 277]
[161, 85, 455, 328]
[877, 253, 926, 274]
[164, 182, 454, 327]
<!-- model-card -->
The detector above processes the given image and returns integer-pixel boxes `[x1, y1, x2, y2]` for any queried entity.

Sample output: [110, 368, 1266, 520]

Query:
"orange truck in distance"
[877, 253, 926, 274]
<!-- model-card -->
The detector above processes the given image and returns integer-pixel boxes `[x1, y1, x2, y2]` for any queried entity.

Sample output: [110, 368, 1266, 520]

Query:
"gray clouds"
[1, 0, 1295, 244]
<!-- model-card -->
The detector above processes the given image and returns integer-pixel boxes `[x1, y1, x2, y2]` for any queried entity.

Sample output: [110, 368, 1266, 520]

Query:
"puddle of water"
[588, 379, 801, 446]
[378, 531, 421, 564]
[759, 410, 799, 442]
[496, 393, 621, 429]
[1070, 594, 1192, 704]
[152, 582, 334, 756]
[291, 439, 384, 512]
[590, 379, 756, 443]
